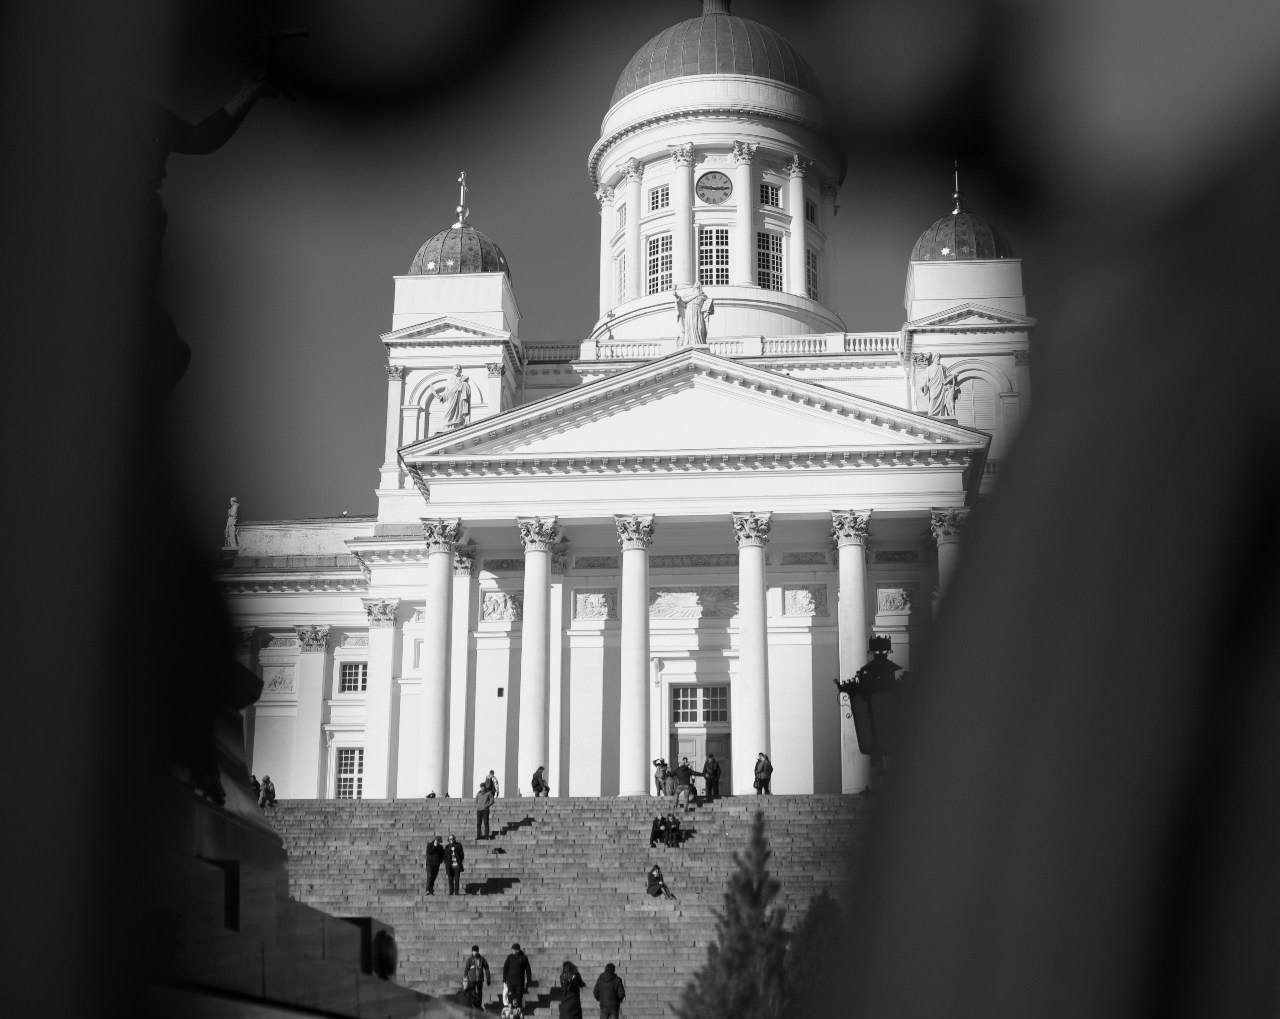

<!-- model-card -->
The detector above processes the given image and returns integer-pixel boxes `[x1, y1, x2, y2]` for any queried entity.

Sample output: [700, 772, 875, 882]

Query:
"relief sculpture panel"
[573, 590, 618, 620]
[649, 586, 740, 619]
[481, 591, 523, 621]
[262, 665, 295, 695]
[782, 584, 829, 616]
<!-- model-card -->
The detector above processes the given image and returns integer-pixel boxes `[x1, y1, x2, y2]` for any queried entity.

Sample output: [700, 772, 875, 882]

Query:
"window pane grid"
[805, 199, 817, 224]
[806, 248, 820, 301]
[756, 232, 783, 291]
[339, 662, 368, 693]
[698, 227, 729, 286]
[671, 687, 698, 723]
[703, 686, 728, 723]
[759, 183, 780, 208]
[336, 747, 364, 799]
[646, 234, 673, 295]
[616, 203, 627, 231]
[649, 184, 670, 211]
[614, 254, 626, 302]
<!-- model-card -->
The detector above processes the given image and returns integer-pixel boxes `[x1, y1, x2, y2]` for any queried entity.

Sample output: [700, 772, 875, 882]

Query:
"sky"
[154, 0, 1280, 546]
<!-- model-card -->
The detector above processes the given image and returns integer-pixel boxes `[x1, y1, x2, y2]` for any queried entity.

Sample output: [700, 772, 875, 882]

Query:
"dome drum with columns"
[218, 1, 1033, 803]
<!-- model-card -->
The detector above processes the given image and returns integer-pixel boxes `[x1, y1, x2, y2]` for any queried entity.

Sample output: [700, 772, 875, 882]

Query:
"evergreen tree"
[786, 889, 847, 1016]
[674, 811, 789, 1019]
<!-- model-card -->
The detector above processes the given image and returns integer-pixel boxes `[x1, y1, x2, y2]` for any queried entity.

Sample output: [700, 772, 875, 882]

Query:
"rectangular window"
[756, 232, 783, 291]
[616, 203, 627, 231]
[672, 687, 698, 724]
[703, 686, 729, 723]
[759, 182, 780, 208]
[697, 226, 730, 286]
[339, 662, 368, 693]
[649, 184, 670, 211]
[614, 254, 626, 302]
[805, 199, 817, 224]
[646, 234, 673, 295]
[335, 747, 364, 799]
[806, 248, 820, 301]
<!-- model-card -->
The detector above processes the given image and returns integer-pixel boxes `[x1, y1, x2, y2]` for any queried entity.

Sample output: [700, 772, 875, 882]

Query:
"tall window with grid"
[672, 687, 699, 723]
[335, 747, 364, 799]
[646, 234, 673, 294]
[670, 685, 730, 724]
[805, 199, 817, 224]
[806, 248, 820, 301]
[756, 232, 783, 291]
[649, 184, 670, 211]
[698, 226, 729, 286]
[759, 182, 780, 208]
[339, 662, 367, 693]
[614, 254, 626, 303]
[616, 203, 626, 231]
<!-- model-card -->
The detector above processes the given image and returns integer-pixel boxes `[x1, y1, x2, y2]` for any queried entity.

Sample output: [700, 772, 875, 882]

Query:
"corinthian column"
[731, 141, 757, 285]
[362, 598, 401, 798]
[596, 184, 615, 316]
[786, 155, 812, 297]
[517, 516, 560, 793]
[930, 508, 970, 608]
[615, 514, 655, 796]
[732, 512, 772, 793]
[623, 159, 643, 300]
[381, 364, 405, 490]
[820, 179, 839, 313]
[670, 143, 695, 286]
[420, 518, 462, 796]
[831, 511, 873, 793]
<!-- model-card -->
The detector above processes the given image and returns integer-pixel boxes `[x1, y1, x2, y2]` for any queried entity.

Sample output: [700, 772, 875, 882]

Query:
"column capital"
[731, 511, 772, 548]
[668, 142, 695, 167]
[453, 549, 476, 576]
[831, 510, 873, 548]
[295, 624, 330, 653]
[623, 157, 644, 183]
[614, 513, 656, 551]
[550, 541, 570, 575]
[594, 184, 615, 207]
[786, 154, 814, 179]
[517, 516, 561, 552]
[422, 517, 463, 553]
[485, 361, 506, 378]
[930, 508, 971, 545]
[731, 140, 758, 165]
[362, 598, 400, 628]
[385, 363, 405, 381]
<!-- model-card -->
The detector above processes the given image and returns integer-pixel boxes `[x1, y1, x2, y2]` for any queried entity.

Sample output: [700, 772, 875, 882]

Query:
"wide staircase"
[271, 795, 869, 1019]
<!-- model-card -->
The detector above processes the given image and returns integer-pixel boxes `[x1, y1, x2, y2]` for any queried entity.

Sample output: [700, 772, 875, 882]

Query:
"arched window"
[954, 375, 1000, 454]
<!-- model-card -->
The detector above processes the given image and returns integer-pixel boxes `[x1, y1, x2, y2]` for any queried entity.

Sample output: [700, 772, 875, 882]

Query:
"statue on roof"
[223, 497, 240, 549]
[918, 353, 959, 418]
[673, 283, 714, 347]
[441, 365, 472, 429]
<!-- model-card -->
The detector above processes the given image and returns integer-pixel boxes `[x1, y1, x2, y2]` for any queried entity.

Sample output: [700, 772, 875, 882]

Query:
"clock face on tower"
[695, 171, 733, 205]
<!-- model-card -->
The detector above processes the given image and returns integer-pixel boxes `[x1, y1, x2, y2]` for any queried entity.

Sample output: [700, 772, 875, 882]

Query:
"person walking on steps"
[702, 753, 721, 801]
[502, 942, 534, 1017]
[445, 834, 465, 895]
[426, 835, 445, 895]
[674, 756, 698, 811]
[462, 945, 490, 1011]
[593, 962, 627, 1019]
[652, 758, 668, 796]
[476, 782, 495, 840]
[531, 765, 550, 797]
[754, 752, 773, 795]
[558, 959, 587, 1019]
[258, 775, 276, 808]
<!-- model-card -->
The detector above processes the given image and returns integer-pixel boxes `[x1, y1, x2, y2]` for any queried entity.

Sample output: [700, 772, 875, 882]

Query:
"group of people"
[249, 774, 276, 808]
[648, 813, 685, 849]
[651, 753, 721, 809]
[425, 834, 468, 895]
[460, 944, 626, 1019]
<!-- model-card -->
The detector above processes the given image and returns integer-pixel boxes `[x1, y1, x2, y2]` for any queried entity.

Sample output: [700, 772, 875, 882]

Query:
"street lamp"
[834, 635, 908, 788]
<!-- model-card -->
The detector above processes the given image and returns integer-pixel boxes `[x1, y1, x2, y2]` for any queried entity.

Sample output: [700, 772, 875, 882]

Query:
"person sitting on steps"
[646, 864, 676, 900]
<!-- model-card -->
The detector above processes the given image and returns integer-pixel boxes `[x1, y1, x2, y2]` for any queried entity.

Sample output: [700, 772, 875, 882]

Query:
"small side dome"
[409, 223, 511, 279]
[911, 187, 1014, 262]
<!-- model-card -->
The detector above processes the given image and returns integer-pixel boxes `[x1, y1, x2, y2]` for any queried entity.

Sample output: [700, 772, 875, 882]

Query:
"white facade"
[221, 1, 1033, 801]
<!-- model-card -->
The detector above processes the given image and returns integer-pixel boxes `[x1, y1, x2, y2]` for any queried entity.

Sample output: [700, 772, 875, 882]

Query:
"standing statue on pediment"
[918, 353, 959, 418]
[673, 284, 714, 347]
[440, 364, 471, 429]
[223, 497, 239, 549]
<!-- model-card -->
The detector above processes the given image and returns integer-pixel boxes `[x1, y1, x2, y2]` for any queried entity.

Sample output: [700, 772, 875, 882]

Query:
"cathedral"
[219, 0, 1032, 802]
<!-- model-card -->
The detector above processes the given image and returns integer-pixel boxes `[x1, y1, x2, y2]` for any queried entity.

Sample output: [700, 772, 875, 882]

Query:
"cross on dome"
[453, 170, 470, 228]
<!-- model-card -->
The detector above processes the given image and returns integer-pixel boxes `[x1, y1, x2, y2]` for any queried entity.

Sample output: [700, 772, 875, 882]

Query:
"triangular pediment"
[381, 315, 511, 343]
[403, 348, 987, 464]
[907, 302, 1037, 330]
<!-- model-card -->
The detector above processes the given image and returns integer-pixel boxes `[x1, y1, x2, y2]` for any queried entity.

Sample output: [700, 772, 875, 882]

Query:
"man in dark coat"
[593, 962, 626, 1018]
[531, 765, 549, 797]
[754, 753, 773, 795]
[426, 836, 445, 895]
[462, 944, 490, 1010]
[702, 753, 721, 800]
[476, 782, 495, 840]
[674, 757, 698, 811]
[652, 759, 668, 796]
[502, 942, 534, 1013]
[445, 834, 465, 895]
[648, 814, 665, 848]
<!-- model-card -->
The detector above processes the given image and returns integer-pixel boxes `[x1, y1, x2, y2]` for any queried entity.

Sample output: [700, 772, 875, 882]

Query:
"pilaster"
[623, 159, 643, 300]
[361, 598, 401, 798]
[596, 184, 615, 315]
[290, 624, 330, 799]
[448, 547, 477, 797]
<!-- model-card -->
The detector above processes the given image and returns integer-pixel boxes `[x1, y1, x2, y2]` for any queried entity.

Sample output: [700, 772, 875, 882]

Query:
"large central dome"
[610, 0, 822, 107]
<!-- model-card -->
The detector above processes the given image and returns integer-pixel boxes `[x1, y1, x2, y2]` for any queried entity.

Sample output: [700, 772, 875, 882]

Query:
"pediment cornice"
[906, 302, 1037, 331]
[380, 315, 513, 344]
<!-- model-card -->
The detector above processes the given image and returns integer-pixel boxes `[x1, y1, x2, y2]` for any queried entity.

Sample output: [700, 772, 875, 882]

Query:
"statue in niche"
[673, 283, 715, 347]
[223, 497, 239, 549]
[440, 364, 471, 429]
[918, 353, 959, 418]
